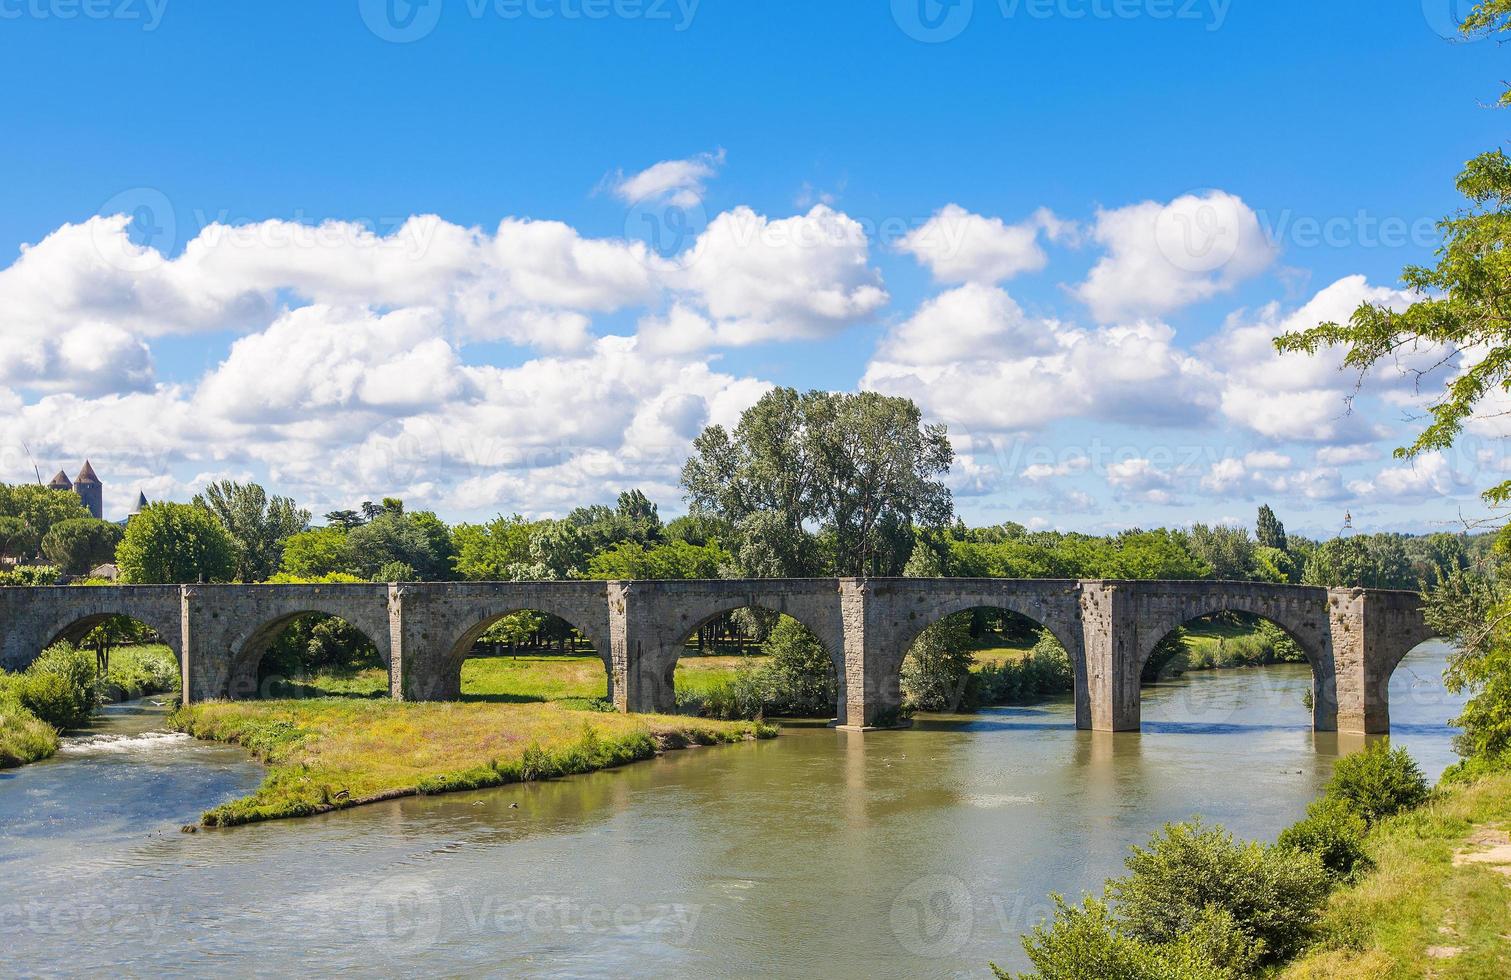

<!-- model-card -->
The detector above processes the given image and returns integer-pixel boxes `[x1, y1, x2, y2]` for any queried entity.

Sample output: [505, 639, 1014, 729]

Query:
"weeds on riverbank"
[0, 697, 58, 767]
[171, 698, 776, 826]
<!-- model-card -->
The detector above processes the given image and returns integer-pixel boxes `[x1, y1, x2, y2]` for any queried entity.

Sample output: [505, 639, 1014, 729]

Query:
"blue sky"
[0, 1, 1506, 536]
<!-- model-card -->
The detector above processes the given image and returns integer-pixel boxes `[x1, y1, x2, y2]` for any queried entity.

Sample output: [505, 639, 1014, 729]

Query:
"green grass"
[0, 697, 59, 768]
[1281, 770, 1511, 978]
[98, 643, 180, 702]
[171, 698, 776, 826]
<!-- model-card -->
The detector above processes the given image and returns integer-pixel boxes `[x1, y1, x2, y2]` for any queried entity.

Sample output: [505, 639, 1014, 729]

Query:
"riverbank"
[1281, 769, 1511, 978]
[0, 643, 179, 768]
[170, 698, 777, 826]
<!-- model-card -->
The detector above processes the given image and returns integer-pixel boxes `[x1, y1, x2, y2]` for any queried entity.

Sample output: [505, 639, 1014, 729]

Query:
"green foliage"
[278, 527, 351, 578]
[759, 616, 838, 716]
[1252, 546, 1295, 584]
[1181, 524, 1257, 581]
[39, 517, 123, 575]
[0, 695, 59, 768]
[1004, 895, 1232, 980]
[7, 643, 99, 730]
[116, 502, 237, 584]
[1108, 818, 1330, 968]
[98, 645, 180, 701]
[900, 612, 975, 712]
[345, 512, 453, 580]
[1255, 504, 1287, 552]
[973, 632, 1075, 706]
[1142, 628, 1191, 682]
[1322, 740, 1429, 825]
[681, 387, 953, 577]
[1301, 535, 1414, 589]
[0, 565, 60, 586]
[193, 480, 310, 582]
[1424, 562, 1511, 761]
[260, 614, 383, 679]
[1277, 797, 1372, 882]
[0, 514, 40, 561]
[452, 514, 536, 580]
[0, 483, 91, 551]
[585, 539, 729, 580]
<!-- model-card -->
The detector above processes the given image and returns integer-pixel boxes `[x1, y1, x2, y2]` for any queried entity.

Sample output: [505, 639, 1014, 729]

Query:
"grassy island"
[171, 698, 777, 827]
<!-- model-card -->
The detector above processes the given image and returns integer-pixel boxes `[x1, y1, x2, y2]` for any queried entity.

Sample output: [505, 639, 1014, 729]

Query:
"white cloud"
[669, 205, 889, 346]
[1106, 457, 1183, 505]
[1347, 451, 1468, 502]
[1075, 191, 1276, 321]
[1316, 444, 1381, 466]
[1203, 276, 1446, 446]
[863, 285, 1216, 432]
[608, 149, 726, 207]
[897, 205, 1064, 284]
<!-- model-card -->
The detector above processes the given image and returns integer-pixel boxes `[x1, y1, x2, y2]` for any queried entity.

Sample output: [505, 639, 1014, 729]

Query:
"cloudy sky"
[0, 2, 1505, 535]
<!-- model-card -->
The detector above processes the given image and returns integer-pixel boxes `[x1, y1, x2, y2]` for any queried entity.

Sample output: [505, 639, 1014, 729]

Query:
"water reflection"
[0, 642, 1466, 978]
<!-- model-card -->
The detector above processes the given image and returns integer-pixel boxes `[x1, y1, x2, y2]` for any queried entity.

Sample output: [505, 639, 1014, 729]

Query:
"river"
[0, 642, 1466, 979]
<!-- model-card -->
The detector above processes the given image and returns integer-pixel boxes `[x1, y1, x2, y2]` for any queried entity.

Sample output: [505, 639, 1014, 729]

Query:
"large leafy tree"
[40, 518, 124, 575]
[116, 502, 237, 584]
[0, 515, 40, 563]
[193, 480, 310, 582]
[1255, 504, 1287, 552]
[0, 483, 91, 552]
[682, 388, 953, 577]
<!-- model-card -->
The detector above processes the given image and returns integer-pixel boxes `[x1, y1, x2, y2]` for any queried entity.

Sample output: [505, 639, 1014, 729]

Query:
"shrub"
[1003, 895, 1231, 980]
[759, 617, 837, 717]
[1107, 818, 1330, 967]
[19, 643, 98, 729]
[0, 565, 61, 586]
[0, 695, 60, 768]
[974, 631, 1075, 706]
[901, 612, 974, 712]
[101, 645, 181, 700]
[1277, 797, 1372, 881]
[1322, 740, 1429, 825]
[688, 669, 766, 721]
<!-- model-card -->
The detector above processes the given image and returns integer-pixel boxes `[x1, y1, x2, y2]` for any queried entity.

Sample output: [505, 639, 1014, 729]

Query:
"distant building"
[45, 460, 113, 521]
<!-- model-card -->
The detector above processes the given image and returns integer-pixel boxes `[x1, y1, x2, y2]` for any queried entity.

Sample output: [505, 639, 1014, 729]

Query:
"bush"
[1004, 895, 1232, 980]
[0, 695, 59, 768]
[974, 631, 1075, 706]
[759, 617, 837, 717]
[1107, 818, 1330, 967]
[691, 669, 767, 721]
[0, 565, 61, 586]
[18, 643, 98, 729]
[1322, 740, 1429, 825]
[1278, 797, 1372, 881]
[901, 613, 974, 712]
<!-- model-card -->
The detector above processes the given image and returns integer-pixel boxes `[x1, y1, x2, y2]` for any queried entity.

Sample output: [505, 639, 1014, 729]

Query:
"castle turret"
[48, 470, 72, 491]
[72, 460, 102, 520]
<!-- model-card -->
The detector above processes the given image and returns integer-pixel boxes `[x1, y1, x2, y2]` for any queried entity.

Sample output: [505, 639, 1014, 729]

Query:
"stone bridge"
[0, 579, 1437, 735]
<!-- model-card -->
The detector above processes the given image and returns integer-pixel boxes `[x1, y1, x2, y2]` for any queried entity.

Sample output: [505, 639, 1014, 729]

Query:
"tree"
[40, 518, 123, 575]
[585, 539, 728, 580]
[344, 512, 451, 581]
[116, 502, 237, 584]
[0, 515, 39, 563]
[0, 483, 91, 550]
[1182, 524, 1257, 581]
[279, 527, 350, 579]
[681, 388, 953, 577]
[193, 480, 310, 582]
[1301, 535, 1413, 589]
[453, 515, 537, 581]
[1255, 504, 1287, 552]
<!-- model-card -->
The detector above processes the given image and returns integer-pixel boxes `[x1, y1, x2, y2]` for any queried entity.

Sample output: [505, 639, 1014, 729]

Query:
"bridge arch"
[1125, 583, 1335, 729]
[438, 605, 613, 703]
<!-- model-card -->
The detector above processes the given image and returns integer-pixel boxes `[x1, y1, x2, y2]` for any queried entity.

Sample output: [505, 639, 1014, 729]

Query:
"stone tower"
[47, 470, 72, 492]
[71, 461, 102, 520]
